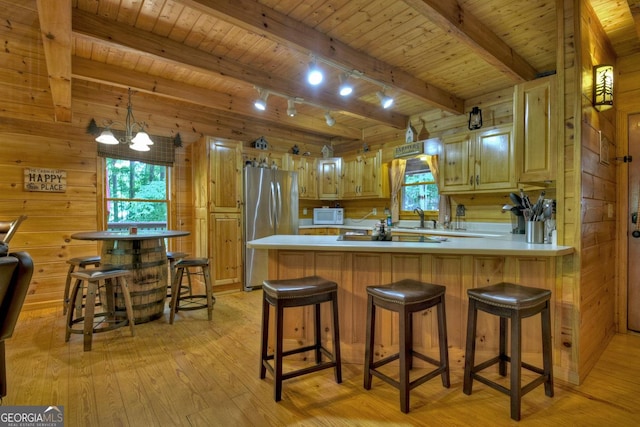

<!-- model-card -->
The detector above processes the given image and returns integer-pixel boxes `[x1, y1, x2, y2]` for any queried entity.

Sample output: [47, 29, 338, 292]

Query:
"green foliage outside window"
[106, 158, 168, 227]
[401, 157, 439, 213]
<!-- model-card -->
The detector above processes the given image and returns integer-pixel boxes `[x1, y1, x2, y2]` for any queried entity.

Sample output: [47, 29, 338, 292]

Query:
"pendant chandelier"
[94, 88, 154, 151]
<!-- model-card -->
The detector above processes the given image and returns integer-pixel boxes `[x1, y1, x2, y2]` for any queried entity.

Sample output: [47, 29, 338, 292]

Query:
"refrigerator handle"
[269, 181, 276, 228]
[275, 181, 282, 230]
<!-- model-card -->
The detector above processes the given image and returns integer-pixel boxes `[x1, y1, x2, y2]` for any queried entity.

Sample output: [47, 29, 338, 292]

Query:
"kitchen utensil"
[502, 204, 513, 213]
[510, 193, 524, 208]
[634, 180, 640, 238]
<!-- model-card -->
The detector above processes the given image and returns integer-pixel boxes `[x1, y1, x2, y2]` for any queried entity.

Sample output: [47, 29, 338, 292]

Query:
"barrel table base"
[101, 238, 168, 323]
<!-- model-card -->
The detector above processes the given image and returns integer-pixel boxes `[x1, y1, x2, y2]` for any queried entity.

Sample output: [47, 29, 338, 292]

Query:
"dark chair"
[463, 282, 553, 421]
[0, 251, 34, 398]
[63, 255, 101, 315]
[168, 257, 214, 324]
[260, 275, 342, 402]
[364, 279, 450, 413]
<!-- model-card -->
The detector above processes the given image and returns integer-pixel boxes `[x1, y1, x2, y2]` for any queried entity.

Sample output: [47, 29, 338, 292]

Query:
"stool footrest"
[470, 356, 551, 398]
[370, 351, 447, 392]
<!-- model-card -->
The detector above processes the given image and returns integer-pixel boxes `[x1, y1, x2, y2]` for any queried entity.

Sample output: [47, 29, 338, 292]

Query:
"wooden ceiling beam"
[36, 0, 73, 123]
[627, 1, 640, 41]
[71, 9, 407, 130]
[180, 0, 464, 114]
[403, 0, 538, 82]
[72, 57, 362, 140]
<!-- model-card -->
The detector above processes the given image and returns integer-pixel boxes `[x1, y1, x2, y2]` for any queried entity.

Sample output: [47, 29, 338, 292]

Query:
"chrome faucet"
[414, 207, 425, 228]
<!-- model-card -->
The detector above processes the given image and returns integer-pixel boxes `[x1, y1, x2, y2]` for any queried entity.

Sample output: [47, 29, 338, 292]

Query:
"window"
[105, 158, 169, 232]
[401, 156, 439, 213]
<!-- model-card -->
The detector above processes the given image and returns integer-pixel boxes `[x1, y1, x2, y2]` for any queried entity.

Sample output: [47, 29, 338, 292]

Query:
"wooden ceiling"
[16, 1, 640, 147]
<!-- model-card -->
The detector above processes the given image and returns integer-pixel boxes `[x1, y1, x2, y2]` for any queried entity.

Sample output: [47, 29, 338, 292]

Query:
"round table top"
[71, 230, 190, 241]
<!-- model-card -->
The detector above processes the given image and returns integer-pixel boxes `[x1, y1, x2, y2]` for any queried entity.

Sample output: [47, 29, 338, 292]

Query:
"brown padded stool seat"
[169, 257, 215, 324]
[463, 282, 553, 421]
[63, 255, 101, 315]
[260, 275, 341, 402]
[364, 279, 450, 413]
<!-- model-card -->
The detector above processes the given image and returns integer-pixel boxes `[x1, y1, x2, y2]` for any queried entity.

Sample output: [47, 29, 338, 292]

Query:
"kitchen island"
[248, 234, 577, 382]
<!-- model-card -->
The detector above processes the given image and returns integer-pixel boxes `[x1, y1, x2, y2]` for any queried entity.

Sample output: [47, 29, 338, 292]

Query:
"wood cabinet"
[514, 74, 557, 183]
[317, 157, 342, 199]
[193, 137, 243, 291]
[440, 125, 516, 193]
[341, 150, 385, 198]
[283, 154, 317, 199]
[210, 213, 242, 287]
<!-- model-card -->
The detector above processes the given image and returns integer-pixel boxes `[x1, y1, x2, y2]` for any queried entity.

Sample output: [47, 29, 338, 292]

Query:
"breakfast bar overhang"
[247, 234, 578, 384]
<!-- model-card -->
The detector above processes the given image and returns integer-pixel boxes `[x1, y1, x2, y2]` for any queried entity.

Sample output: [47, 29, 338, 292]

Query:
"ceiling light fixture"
[338, 73, 353, 96]
[325, 111, 336, 127]
[254, 87, 269, 111]
[376, 88, 394, 109]
[593, 64, 614, 111]
[287, 98, 297, 117]
[468, 106, 483, 130]
[307, 57, 324, 86]
[94, 88, 154, 151]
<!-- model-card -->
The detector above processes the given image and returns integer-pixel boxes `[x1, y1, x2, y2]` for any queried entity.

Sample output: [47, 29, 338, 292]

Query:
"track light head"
[338, 73, 353, 96]
[287, 99, 297, 117]
[325, 111, 336, 127]
[376, 89, 393, 109]
[254, 88, 269, 111]
[307, 59, 323, 85]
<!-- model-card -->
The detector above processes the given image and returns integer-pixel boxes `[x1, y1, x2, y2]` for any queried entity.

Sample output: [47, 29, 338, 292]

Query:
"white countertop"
[247, 234, 574, 256]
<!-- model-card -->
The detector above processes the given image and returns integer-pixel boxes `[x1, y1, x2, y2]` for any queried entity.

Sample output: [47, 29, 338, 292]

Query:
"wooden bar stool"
[364, 279, 450, 413]
[169, 257, 214, 324]
[166, 251, 188, 298]
[463, 282, 553, 421]
[260, 275, 342, 402]
[63, 255, 101, 315]
[65, 268, 135, 351]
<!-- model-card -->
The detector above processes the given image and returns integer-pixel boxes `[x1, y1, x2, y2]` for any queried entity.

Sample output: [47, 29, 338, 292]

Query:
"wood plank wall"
[576, 0, 618, 381]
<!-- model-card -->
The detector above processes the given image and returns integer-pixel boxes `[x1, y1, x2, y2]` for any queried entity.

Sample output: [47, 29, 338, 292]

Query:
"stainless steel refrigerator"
[243, 167, 298, 291]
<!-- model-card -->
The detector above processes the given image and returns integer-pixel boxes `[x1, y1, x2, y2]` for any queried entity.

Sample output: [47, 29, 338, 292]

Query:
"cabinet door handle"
[476, 175, 479, 185]
[469, 177, 473, 185]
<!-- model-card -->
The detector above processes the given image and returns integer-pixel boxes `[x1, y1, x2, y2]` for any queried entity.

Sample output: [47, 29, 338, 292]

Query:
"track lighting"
[325, 111, 336, 127]
[376, 88, 393, 109]
[254, 87, 269, 111]
[338, 73, 353, 96]
[307, 58, 323, 85]
[287, 99, 297, 117]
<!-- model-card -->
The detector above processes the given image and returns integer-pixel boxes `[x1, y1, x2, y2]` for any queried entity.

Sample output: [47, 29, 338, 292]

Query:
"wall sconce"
[593, 64, 614, 111]
[468, 106, 483, 130]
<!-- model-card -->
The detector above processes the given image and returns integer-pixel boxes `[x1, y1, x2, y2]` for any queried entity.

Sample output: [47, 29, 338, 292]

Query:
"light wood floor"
[3, 289, 640, 426]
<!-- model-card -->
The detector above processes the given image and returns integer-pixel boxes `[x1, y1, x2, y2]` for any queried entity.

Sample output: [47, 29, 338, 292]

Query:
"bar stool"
[260, 275, 341, 402]
[166, 251, 188, 298]
[65, 268, 135, 351]
[169, 257, 214, 324]
[364, 279, 450, 413]
[463, 282, 553, 421]
[63, 255, 101, 315]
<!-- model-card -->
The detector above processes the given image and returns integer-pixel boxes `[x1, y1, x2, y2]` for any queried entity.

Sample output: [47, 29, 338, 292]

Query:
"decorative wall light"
[338, 73, 353, 96]
[376, 88, 394, 109]
[325, 111, 336, 127]
[593, 64, 614, 111]
[93, 88, 154, 151]
[468, 106, 483, 130]
[254, 87, 269, 111]
[307, 57, 324, 85]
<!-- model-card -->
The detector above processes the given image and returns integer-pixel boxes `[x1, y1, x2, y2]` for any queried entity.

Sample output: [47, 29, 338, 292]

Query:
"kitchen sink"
[337, 234, 444, 243]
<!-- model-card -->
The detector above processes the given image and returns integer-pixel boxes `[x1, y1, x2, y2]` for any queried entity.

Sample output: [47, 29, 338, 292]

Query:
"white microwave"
[313, 208, 344, 225]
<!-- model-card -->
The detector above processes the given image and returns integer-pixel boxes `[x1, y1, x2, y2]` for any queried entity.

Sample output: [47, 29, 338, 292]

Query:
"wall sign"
[24, 168, 67, 192]
[394, 141, 424, 158]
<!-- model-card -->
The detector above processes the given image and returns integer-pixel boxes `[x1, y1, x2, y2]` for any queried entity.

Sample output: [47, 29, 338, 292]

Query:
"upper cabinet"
[440, 125, 516, 193]
[209, 139, 242, 212]
[514, 75, 557, 184]
[341, 150, 385, 198]
[283, 155, 317, 199]
[317, 157, 342, 199]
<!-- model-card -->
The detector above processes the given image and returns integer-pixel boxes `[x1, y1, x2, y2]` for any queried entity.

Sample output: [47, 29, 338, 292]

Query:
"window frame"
[399, 156, 439, 218]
